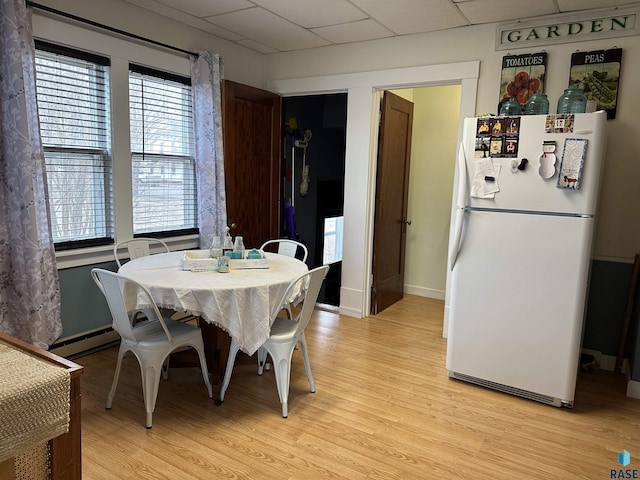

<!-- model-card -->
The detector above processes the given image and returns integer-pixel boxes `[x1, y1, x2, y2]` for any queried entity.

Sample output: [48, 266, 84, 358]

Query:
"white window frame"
[33, 22, 201, 269]
[35, 41, 113, 249]
[129, 65, 197, 237]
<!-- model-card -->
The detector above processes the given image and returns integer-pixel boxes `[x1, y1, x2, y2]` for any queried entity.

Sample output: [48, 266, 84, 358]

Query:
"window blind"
[129, 66, 197, 235]
[34, 42, 112, 248]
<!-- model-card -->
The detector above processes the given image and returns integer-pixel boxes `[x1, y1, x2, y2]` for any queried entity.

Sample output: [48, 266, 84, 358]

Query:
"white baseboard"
[581, 348, 602, 366]
[339, 287, 365, 318]
[338, 305, 362, 318]
[581, 349, 620, 372]
[51, 328, 119, 358]
[581, 348, 640, 399]
[624, 361, 640, 400]
[626, 379, 640, 400]
[601, 354, 618, 372]
[403, 285, 445, 300]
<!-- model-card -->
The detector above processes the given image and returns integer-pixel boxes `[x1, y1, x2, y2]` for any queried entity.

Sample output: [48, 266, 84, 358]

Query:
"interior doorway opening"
[370, 85, 462, 314]
[269, 60, 479, 319]
[281, 93, 347, 306]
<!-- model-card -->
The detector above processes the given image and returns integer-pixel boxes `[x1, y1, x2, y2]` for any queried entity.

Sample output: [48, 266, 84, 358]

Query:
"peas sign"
[569, 48, 622, 119]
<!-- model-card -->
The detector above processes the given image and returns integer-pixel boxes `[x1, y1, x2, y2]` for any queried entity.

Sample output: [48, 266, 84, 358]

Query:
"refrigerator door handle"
[455, 142, 468, 209]
[449, 208, 465, 270]
[449, 142, 468, 270]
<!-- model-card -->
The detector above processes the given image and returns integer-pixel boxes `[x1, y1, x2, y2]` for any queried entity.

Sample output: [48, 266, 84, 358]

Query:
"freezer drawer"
[446, 211, 594, 405]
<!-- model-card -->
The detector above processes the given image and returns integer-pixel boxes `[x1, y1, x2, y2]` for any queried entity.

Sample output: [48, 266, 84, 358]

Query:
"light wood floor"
[77, 295, 640, 479]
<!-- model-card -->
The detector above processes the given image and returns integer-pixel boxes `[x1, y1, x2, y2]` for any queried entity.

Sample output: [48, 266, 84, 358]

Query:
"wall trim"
[601, 353, 618, 372]
[404, 285, 445, 300]
[627, 379, 640, 400]
[50, 328, 119, 358]
[582, 348, 619, 372]
[592, 255, 637, 264]
[582, 348, 640, 399]
[55, 234, 199, 269]
[269, 61, 479, 319]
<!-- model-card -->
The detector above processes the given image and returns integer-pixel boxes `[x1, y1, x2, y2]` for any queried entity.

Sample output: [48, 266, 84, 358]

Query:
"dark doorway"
[281, 93, 347, 306]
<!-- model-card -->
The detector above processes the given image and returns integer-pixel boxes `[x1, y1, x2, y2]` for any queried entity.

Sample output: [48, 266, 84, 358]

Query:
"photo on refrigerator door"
[475, 118, 491, 158]
[545, 114, 575, 133]
[557, 138, 588, 190]
[475, 138, 490, 158]
[490, 137, 503, 156]
[477, 118, 490, 135]
[504, 138, 518, 156]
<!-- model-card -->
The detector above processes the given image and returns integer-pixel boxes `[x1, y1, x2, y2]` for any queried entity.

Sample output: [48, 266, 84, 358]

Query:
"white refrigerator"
[445, 110, 607, 407]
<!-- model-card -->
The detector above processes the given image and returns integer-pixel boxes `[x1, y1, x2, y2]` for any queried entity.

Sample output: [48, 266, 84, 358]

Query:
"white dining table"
[118, 251, 308, 355]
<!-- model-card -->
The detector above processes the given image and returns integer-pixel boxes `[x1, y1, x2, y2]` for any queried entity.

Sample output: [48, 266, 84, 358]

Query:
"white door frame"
[268, 61, 479, 319]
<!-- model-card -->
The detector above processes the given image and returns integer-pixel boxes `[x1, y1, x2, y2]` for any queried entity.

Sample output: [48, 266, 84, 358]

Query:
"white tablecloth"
[119, 251, 308, 355]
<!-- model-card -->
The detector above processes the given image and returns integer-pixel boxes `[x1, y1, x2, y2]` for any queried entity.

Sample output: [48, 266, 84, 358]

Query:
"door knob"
[404, 220, 412, 225]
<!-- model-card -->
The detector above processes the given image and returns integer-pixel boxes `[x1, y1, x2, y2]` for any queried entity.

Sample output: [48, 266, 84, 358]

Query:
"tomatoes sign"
[500, 52, 547, 107]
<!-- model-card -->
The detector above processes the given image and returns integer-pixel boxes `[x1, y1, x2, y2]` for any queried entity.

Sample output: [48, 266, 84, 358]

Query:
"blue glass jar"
[556, 87, 587, 114]
[523, 92, 549, 115]
[499, 97, 521, 115]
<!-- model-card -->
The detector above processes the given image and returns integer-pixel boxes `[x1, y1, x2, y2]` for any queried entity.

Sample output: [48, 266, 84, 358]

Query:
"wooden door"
[371, 91, 414, 314]
[222, 80, 281, 249]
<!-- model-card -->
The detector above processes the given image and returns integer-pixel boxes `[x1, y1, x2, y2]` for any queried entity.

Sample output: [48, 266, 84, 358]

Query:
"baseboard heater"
[449, 371, 571, 408]
[50, 326, 119, 359]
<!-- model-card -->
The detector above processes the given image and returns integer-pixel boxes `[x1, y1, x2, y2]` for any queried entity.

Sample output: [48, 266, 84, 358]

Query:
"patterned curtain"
[190, 52, 228, 248]
[0, 1, 62, 348]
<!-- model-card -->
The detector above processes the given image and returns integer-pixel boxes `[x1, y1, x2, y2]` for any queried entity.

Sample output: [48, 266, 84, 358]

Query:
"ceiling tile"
[153, 0, 254, 18]
[122, 0, 639, 54]
[557, 0, 635, 11]
[312, 19, 395, 43]
[350, 0, 468, 34]
[455, 0, 558, 24]
[236, 39, 279, 54]
[251, 0, 368, 28]
[124, 0, 246, 40]
[205, 7, 331, 51]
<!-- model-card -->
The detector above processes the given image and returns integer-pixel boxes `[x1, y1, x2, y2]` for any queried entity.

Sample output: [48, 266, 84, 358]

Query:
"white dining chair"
[91, 268, 213, 428]
[260, 239, 308, 263]
[113, 237, 197, 324]
[218, 265, 329, 418]
[260, 239, 309, 319]
[113, 238, 169, 268]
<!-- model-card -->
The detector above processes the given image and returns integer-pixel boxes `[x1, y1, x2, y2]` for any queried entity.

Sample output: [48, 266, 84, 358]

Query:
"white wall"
[32, 2, 639, 315]
[269, 63, 479, 318]
[266, 20, 640, 318]
[266, 22, 640, 262]
[33, 0, 266, 268]
[32, 0, 265, 88]
[392, 86, 461, 299]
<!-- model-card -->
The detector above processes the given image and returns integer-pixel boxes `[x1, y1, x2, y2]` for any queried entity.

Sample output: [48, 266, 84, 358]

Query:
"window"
[34, 42, 112, 248]
[129, 65, 197, 236]
[323, 216, 344, 264]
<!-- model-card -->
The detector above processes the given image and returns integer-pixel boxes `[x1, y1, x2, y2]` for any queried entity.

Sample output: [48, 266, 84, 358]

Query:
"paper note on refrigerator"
[471, 159, 501, 198]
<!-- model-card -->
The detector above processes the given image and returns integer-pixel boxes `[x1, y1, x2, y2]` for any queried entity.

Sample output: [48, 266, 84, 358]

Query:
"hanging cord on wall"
[299, 129, 312, 196]
[26, 1, 198, 57]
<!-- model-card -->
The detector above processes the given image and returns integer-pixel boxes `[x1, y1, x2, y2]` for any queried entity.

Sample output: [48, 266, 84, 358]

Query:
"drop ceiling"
[123, 0, 637, 53]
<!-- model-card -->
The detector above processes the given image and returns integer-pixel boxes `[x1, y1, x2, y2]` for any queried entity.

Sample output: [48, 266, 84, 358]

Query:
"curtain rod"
[26, 1, 198, 57]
